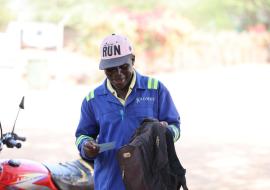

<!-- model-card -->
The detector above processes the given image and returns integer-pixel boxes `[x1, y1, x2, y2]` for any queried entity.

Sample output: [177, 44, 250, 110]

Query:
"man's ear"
[131, 54, 135, 65]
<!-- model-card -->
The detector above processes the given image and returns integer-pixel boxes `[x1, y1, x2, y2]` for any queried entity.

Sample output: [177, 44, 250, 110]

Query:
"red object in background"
[248, 24, 267, 33]
[0, 159, 58, 190]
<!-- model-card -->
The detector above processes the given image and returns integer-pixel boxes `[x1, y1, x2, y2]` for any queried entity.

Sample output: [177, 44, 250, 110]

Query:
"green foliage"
[177, 0, 270, 31]
[2, 0, 270, 60]
[3, 0, 270, 31]
[0, 0, 16, 31]
[102, 0, 158, 11]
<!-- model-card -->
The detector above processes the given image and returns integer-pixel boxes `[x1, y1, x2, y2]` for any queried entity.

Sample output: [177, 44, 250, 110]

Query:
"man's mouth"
[113, 77, 125, 84]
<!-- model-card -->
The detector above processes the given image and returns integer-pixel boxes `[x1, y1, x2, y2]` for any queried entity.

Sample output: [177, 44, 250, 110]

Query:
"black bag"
[117, 119, 188, 190]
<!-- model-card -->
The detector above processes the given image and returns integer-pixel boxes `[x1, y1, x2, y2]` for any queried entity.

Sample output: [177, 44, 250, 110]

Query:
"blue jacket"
[75, 71, 180, 190]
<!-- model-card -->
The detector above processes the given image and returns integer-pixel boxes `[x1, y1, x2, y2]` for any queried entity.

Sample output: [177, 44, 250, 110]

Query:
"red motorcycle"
[0, 97, 94, 190]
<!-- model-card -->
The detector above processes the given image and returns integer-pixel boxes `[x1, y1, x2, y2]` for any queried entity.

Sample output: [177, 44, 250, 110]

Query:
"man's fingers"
[85, 142, 99, 150]
[160, 121, 168, 127]
[83, 141, 100, 157]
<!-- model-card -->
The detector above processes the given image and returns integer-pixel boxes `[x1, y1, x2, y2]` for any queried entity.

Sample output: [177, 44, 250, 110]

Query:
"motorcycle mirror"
[19, 96, 25, 109]
[11, 96, 25, 134]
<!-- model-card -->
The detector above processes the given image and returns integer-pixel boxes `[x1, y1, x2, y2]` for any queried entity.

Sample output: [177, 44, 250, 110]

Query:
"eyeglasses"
[105, 64, 130, 73]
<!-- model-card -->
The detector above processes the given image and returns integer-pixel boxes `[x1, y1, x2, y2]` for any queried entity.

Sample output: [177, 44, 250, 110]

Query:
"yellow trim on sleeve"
[75, 135, 93, 147]
[168, 125, 180, 142]
[86, 90, 95, 101]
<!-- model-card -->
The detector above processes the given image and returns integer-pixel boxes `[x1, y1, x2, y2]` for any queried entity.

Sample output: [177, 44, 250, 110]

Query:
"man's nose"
[116, 67, 122, 74]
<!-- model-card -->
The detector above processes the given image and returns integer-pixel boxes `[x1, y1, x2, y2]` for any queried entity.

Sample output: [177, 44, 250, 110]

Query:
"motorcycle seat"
[45, 159, 94, 190]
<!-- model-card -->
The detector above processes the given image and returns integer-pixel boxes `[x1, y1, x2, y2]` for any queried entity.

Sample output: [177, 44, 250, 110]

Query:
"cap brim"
[99, 54, 132, 70]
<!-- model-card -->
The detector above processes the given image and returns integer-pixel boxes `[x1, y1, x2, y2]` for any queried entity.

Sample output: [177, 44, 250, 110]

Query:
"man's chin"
[112, 82, 126, 90]
[112, 79, 125, 86]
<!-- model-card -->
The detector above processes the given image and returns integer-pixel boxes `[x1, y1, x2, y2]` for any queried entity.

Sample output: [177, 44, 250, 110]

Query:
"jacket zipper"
[120, 109, 124, 120]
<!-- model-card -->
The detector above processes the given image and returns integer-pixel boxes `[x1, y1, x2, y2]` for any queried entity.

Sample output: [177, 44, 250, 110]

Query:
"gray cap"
[99, 34, 133, 70]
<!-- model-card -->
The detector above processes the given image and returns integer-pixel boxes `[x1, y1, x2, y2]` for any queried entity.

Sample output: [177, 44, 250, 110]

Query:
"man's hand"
[159, 121, 168, 128]
[83, 140, 100, 158]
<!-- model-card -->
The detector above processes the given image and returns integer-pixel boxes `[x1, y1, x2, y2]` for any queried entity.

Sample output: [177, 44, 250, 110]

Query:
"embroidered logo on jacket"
[136, 97, 155, 104]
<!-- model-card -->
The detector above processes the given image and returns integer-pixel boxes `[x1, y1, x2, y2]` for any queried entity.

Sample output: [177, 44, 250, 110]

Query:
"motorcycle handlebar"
[14, 134, 26, 142]
[2, 133, 25, 149]
[6, 138, 22, 148]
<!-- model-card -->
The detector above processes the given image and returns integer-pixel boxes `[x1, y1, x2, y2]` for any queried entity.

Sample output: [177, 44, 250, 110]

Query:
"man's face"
[105, 63, 134, 91]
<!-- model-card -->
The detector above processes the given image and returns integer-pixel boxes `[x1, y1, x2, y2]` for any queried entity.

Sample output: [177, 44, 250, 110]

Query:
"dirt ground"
[1, 63, 270, 190]
[3, 129, 270, 190]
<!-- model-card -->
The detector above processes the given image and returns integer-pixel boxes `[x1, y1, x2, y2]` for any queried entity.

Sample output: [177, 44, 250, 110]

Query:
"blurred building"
[7, 21, 63, 50]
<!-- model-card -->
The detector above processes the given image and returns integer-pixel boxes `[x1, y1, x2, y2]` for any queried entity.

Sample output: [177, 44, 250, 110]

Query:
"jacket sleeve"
[75, 97, 99, 160]
[158, 81, 181, 142]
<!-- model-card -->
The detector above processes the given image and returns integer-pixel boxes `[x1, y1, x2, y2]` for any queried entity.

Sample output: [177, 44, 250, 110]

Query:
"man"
[75, 34, 181, 190]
